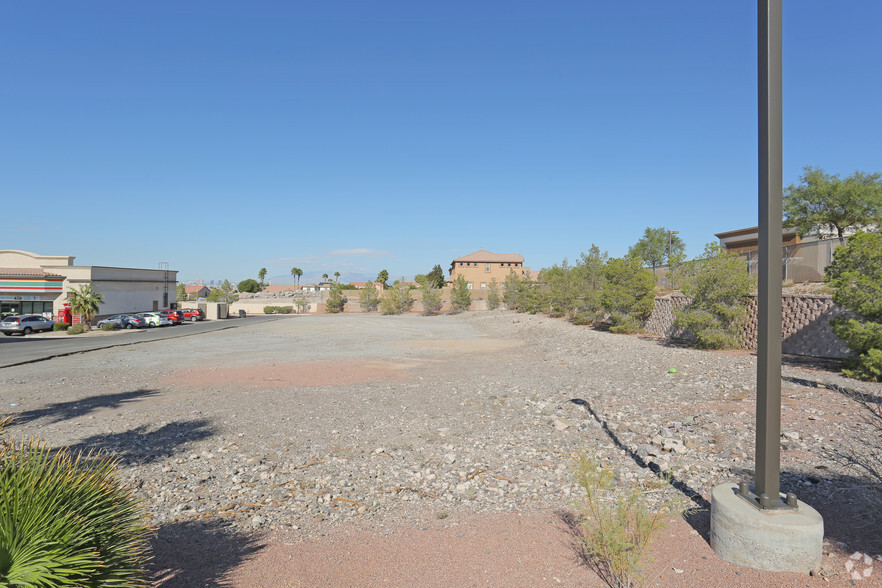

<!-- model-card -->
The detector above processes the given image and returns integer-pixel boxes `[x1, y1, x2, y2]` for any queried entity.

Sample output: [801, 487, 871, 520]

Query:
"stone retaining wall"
[645, 293, 851, 358]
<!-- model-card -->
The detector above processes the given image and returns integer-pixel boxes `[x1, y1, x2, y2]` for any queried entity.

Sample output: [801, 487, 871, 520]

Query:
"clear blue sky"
[3, 2, 880, 285]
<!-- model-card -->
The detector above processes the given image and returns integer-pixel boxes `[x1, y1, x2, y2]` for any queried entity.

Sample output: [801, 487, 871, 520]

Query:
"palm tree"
[322, 273, 329, 282]
[296, 268, 303, 286]
[67, 283, 104, 330]
[291, 267, 300, 287]
[334, 271, 341, 283]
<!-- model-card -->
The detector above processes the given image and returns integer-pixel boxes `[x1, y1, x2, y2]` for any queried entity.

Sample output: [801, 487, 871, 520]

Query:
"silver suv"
[0, 315, 56, 336]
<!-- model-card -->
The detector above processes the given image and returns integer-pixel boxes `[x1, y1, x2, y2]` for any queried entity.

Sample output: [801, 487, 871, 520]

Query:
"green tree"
[359, 281, 380, 312]
[322, 273, 329, 282]
[825, 231, 882, 380]
[672, 243, 755, 349]
[420, 282, 443, 316]
[291, 267, 303, 286]
[325, 283, 346, 313]
[414, 274, 428, 286]
[379, 280, 413, 315]
[377, 269, 389, 288]
[67, 283, 104, 330]
[238, 278, 260, 293]
[450, 275, 472, 313]
[427, 264, 446, 289]
[176, 283, 187, 301]
[258, 267, 267, 286]
[292, 293, 311, 314]
[784, 166, 882, 242]
[600, 257, 656, 333]
[208, 280, 238, 304]
[486, 278, 501, 310]
[334, 271, 341, 283]
[503, 270, 521, 310]
[628, 227, 685, 272]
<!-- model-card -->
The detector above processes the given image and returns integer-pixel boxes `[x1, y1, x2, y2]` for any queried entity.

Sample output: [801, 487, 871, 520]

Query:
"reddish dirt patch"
[164, 361, 408, 389]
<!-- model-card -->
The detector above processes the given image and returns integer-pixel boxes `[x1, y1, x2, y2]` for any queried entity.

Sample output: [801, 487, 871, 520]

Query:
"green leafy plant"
[379, 281, 413, 315]
[450, 275, 472, 313]
[237, 279, 260, 294]
[263, 306, 293, 314]
[572, 454, 687, 588]
[100, 323, 118, 331]
[419, 282, 443, 316]
[325, 284, 346, 313]
[486, 278, 501, 310]
[0, 419, 151, 586]
[825, 231, 882, 380]
[359, 282, 380, 312]
[53, 322, 70, 332]
[67, 283, 104, 331]
[671, 243, 755, 349]
[66, 325, 85, 336]
[599, 257, 656, 333]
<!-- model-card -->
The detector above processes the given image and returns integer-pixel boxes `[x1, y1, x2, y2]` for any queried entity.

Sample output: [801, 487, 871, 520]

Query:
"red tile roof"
[0, 268, 64, 277]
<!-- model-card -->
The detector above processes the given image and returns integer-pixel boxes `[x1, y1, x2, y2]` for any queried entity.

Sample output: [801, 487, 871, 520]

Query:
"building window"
[486, 263, 490, 272]
[467, 282, 473, 289]
[480, 282, 486, 289]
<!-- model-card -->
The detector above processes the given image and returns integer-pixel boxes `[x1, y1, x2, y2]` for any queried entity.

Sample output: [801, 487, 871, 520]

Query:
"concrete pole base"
[710, 483, 823, 573]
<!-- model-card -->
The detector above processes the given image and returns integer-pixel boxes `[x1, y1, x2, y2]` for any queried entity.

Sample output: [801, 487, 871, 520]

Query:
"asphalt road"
[0, 315, 281, 369]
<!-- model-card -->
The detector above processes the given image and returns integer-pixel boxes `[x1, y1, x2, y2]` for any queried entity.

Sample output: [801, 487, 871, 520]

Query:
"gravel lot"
[2, 311, 879, 582]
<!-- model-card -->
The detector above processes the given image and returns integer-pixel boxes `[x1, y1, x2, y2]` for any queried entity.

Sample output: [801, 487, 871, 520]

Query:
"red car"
[158, 309, 184, 325]
[182, 308, 205, 322]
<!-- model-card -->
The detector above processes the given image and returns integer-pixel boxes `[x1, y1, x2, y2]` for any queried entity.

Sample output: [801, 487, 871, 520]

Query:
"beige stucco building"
[449, 250, 532, 291]
[0, 250, 178, 321]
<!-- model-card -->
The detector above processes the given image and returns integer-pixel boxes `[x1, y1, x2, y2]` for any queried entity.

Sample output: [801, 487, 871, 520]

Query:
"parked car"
[0, 315, 56, 336]
[182, 308, 205, 322]
[137, 312, 170, 327]
[158, 309, 184, 325]
[96, 314, 147, 330]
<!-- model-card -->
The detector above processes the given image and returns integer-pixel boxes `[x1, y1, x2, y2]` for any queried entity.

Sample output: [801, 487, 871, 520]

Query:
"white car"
[137, 312, 170, 327]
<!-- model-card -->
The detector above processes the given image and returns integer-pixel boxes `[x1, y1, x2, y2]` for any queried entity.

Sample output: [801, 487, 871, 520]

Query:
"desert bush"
[292, 295, 311, 314]
[53, 322, 70, 332]
[66, 324, 85, 335]
[572, 454, 687, 588]
[0, 419, 151, 586]
[359, 282, 380, 312]
[420, 282, 443, 316]
[100, 323, 118, 331]
[825, 231, 882, 381]
[263, 306, 294, 314]
[599, 257, 656, 333]
[671, 243, 754, 349]
[486, 278, 501, 310]
[449, 275, 472, 313]
[325, 284, 346, 314]
[380, 281, 414, 315]
[539, 246, 608, 323]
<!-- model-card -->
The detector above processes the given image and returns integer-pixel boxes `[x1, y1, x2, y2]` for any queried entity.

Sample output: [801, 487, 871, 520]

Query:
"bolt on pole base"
[737, 481, 798, 510]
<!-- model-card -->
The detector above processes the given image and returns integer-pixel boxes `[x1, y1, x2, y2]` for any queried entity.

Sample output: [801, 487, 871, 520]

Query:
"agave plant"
[0, 419, 150, 587]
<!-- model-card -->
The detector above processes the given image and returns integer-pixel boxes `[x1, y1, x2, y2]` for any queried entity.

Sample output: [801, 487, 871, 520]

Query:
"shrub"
[420, 283, 443, 316]
[293, 294, 311, 314]
[379, 281, 414, 315]
[486, 278, 501, 310]
[100, 323, 118, 331]
[826, 231, 882, 381]
[671, 243, 755, 349]
[237, 279, 260, 293]
[263, 306, 293, 314]
[53, 322, 70, 332]
[325, 284, 346, 314]
[0, 420, 151, 586]
[599, 257, 656, 332]
[572, 454, 687, 588]
[359, 282, 380, 312]
[66, 324, 85, 335]
[450, 275, 472, 313]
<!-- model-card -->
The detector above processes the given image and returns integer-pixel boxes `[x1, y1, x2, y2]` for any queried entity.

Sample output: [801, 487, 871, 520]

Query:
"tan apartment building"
[449, 250, 532, 291]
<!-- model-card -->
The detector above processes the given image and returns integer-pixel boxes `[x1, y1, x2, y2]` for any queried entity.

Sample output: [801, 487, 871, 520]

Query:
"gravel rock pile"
[2, 311, 878, 545]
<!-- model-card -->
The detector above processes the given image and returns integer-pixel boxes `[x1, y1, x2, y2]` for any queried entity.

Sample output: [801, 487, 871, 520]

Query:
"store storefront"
[0, 269, 64, 318]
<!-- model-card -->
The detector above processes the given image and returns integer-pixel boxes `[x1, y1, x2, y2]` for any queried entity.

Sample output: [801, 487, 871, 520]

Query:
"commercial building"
[0, 250, 178, 321]
[449, 250, 533, 291]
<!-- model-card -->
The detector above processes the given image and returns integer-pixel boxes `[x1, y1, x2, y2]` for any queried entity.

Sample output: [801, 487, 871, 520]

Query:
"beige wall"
[449, 262, 529, 293]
